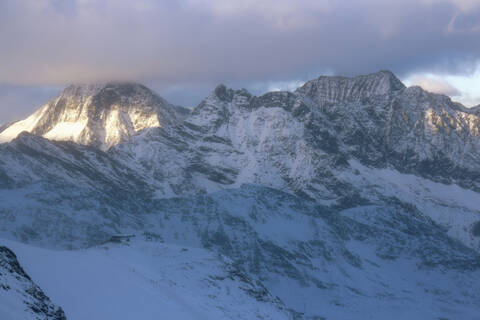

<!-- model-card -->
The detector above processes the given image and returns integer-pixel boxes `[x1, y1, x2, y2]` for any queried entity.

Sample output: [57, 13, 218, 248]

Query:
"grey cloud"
[1, 0, 480, 84]
[1, 0, 480, 122]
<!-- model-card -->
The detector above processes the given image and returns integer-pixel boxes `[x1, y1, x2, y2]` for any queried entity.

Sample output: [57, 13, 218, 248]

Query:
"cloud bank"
[1, 0, 479, 85]
[0, 0, 480, 122]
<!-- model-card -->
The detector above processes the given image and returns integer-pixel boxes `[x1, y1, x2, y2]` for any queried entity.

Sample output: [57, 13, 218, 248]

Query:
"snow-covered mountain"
[0, 83, 181, 150]
[110, 71, 480, 249]
[0, 71, 480, 319]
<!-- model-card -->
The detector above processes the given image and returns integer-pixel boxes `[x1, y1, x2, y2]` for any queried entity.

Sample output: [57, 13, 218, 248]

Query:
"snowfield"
[0, 238, 289, 320]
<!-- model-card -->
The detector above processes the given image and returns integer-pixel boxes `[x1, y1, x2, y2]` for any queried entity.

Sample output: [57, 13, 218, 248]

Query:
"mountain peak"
[211, 84, 252, 103]
[62, 81, 148, 98]
[296, 70, 405, 106]
[0, 82, 180, 150]
[59, 82, 162, 109]
[213, 84, 233, 102]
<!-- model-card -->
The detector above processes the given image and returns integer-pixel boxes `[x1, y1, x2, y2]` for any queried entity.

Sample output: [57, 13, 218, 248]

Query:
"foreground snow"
[0, 238, 289, 320]
[0, 246, 66, 320]
[1, 184, 479, 319]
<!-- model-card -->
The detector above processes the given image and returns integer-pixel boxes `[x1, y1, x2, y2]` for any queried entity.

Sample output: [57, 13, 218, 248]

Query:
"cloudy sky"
[1, 0, 480, 124]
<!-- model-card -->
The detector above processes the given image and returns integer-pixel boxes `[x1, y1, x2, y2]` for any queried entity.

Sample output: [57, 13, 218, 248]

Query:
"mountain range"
[0, 70, 479, 319]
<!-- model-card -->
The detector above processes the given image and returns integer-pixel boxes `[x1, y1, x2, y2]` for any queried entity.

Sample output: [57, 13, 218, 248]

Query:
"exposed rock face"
[296, 70, 405, 106]
[0, 82, 180, 150]
[299, 83, 480, 189]
[0, 246, 66, 320]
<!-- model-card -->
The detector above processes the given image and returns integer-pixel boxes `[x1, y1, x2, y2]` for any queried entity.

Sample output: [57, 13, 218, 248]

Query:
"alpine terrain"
[0, 71, 479, 319]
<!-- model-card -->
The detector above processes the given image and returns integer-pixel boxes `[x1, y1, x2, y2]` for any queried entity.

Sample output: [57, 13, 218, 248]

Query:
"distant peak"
[61, 81, 151, 99]
[377, 69, 396, 76]
[314, 70, 405, 90]
[212, 84, 251, 102]
[370, 70, 405, 91]
[296, 70, 405, 105]
[67, 80, 144, 88]
[0, 81, 180, 150]
[213, 84, 232, 101]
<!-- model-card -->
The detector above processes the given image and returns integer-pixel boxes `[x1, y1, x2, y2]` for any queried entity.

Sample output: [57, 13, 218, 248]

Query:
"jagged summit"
[60, 81, 158, 103]
[0, 81, 180, 150]
[296, 70, 406, 106]
[200, 71, 406, 115]
[210, 84, 252, 102]
[208, 71, 405, 106]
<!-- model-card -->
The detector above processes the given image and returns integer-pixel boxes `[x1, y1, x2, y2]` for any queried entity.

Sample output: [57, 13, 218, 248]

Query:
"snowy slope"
[4, 185, 480, 319]
[0, 133, 152, 247]
[2, 185, 480, 319]
[0, 83, 181, 150]
[144, 186, 480, 319]
[337, 160, 480, 249]
[0, 246, 66, 320]
[0, 238, 289, 320]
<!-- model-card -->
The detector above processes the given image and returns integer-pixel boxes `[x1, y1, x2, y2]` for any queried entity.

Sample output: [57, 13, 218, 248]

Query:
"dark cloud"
[1, 0, 480, 122]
